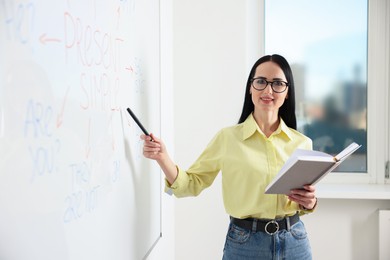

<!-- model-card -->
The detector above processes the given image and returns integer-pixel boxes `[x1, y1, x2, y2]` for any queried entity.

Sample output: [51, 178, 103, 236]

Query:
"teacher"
[141, 54, 317, 259]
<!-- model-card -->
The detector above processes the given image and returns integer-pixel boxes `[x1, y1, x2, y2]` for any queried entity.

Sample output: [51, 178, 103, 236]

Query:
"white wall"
[172, 1, 390, 260]
[304, 199, 390, 260]
[173, 1, 246, 259]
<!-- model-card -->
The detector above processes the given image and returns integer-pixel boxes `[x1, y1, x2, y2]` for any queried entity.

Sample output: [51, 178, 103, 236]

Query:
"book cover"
[265, 142, 361, 195]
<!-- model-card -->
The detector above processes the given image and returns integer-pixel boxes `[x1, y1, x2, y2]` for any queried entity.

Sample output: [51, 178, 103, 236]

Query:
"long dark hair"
[238, 54, 297, 130]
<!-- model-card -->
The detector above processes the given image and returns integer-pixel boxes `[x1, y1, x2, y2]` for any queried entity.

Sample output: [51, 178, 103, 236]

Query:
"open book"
[265, 142, 361, 195]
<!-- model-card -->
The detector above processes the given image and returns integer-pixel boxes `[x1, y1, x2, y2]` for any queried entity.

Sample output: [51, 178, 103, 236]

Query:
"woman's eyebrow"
[254, 76, 286, 81]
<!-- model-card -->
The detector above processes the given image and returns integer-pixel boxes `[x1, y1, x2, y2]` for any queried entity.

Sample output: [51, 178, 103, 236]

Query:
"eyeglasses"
[251, 77, 289, 93]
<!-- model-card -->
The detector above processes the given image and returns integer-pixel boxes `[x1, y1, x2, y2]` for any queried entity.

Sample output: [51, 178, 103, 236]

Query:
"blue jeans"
[222, 220, 312, 260]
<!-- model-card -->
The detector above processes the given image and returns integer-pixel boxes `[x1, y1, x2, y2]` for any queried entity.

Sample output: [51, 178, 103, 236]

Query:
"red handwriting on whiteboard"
[85, 117, 91, 158]
[63, 11, 124, 71]
[79, 71, 120, 111]
[39, 33, 61, 45]
[56, 84, 71, 128]
[63, 11, 123, 111]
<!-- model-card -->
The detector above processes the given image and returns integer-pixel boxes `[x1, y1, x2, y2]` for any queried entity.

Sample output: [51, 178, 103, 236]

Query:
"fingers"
[288, 185, 317, 209]
[303, 184, 315, 192]
[140, 133, 160, 143]
[150, 133, 158, 142]
[141, 134, 160, 149]
[140, 133, 162, 159]
[140, 134, 153, 142]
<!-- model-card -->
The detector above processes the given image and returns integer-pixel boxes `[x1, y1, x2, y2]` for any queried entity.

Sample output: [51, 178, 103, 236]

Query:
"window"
[260, 0, 389, 183]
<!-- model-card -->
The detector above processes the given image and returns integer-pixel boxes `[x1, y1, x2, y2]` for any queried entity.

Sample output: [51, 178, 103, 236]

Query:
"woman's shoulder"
[289, 127, 309, 138]
[286, 127, 313, 148]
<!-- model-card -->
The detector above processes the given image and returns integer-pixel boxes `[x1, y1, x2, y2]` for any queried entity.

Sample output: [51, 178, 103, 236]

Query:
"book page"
[334, 142, 361, 161]
[292, 149, 332, 158]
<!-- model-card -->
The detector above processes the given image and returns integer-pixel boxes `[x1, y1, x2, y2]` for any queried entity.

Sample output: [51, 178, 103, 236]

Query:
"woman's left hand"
[289, 185, 317, 210]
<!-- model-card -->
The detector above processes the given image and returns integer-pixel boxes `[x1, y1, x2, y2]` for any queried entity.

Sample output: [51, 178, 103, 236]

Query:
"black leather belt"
[230, 213, 299, 235]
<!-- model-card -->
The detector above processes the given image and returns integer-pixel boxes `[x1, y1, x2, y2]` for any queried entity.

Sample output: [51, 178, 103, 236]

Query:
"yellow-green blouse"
[166, 113, 313, 219]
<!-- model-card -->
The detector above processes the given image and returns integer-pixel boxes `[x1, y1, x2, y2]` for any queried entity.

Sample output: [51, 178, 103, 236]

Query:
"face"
[250, 61, 289, 114]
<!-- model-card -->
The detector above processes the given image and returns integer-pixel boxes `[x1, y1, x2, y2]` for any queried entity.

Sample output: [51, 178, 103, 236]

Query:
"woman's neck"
[252, 111, 279, 138]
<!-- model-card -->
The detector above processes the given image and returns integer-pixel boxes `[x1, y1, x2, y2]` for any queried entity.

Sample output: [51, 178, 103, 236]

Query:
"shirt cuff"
[164, 166, 187, 195]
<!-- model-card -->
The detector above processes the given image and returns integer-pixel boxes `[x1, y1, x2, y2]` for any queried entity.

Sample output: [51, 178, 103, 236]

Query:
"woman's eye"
[274, 81, 284, 86]
[256, 79, 266, 84]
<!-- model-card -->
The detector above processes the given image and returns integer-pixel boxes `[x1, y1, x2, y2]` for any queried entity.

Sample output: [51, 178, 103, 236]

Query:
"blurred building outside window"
[265, 0, 368, 173]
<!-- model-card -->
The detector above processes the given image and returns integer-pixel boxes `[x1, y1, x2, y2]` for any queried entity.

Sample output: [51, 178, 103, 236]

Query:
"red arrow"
[56, 84, 71, 128]
[40, 33, 61, 45]
[85, 118, 91, 159]
[125, 66, 134, 73]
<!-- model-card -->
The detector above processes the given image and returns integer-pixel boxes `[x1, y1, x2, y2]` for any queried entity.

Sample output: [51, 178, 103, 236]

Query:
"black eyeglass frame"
[250, 77, 289, 93]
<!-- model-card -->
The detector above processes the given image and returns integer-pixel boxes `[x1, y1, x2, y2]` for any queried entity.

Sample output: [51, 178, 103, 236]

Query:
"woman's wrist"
[157, 156, 178, 185]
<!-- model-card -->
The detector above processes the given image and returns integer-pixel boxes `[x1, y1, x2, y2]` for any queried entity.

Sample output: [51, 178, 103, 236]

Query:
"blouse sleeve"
[165, 129, 226, 197]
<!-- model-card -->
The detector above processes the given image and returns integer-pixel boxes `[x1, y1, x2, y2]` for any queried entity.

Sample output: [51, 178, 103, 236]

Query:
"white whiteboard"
[0, 0, 162, 259]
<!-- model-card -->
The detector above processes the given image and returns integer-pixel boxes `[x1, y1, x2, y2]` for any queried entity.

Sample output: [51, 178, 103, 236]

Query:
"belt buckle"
[265, 220, 279, 235]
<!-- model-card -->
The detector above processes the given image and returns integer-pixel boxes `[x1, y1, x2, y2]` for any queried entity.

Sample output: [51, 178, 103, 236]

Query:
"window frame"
[385, 0, 390, 185]
[254, 0, 390, 185]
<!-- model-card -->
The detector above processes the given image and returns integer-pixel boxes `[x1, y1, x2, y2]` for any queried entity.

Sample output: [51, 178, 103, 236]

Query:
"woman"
[141, 54, 317, 259]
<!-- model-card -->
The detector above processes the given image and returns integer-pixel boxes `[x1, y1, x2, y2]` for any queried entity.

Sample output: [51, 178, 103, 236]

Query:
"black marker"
[126, 108, 154, 141]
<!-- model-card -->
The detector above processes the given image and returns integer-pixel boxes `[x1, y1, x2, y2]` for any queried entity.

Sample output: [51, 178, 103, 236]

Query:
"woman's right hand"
[140, 133, 178, 184]
[140, 133, 165, 161]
